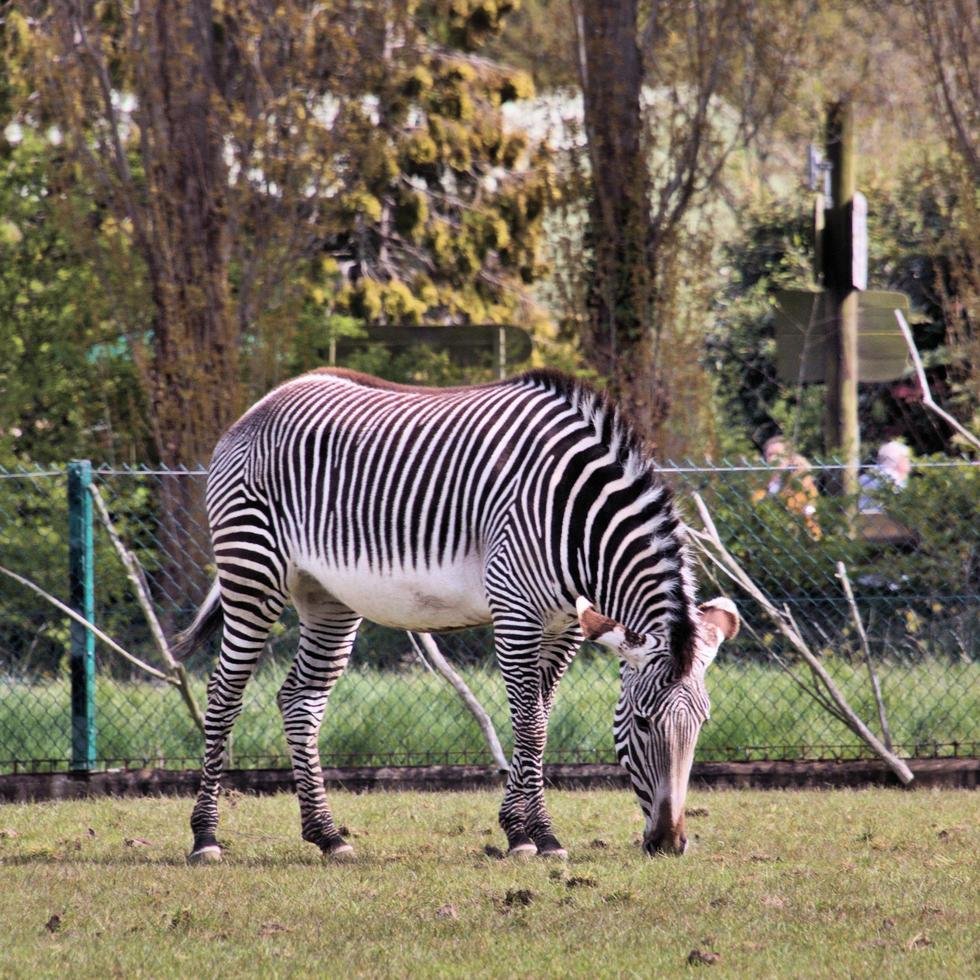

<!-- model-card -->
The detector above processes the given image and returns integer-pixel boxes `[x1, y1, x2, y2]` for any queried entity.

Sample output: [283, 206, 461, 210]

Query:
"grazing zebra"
[174, 368, 739, 862]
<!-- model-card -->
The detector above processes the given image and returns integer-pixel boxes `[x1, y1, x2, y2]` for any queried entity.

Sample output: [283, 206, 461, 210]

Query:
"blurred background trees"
[0, 0, 976, 466]
[5, 0, 553, 466]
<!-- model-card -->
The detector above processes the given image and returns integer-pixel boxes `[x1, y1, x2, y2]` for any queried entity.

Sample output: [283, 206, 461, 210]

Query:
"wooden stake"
[824, 101, 860, 496]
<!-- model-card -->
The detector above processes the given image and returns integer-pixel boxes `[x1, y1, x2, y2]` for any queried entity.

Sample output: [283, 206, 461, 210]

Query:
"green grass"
[0, 788, 977, 977]
[2, 658, 978, 772]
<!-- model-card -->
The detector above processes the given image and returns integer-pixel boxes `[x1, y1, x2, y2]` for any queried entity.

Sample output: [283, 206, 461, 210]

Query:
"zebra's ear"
[576, 597, 656, 669]
[694, 597, 739, 673]
[699, 597, 740, 641]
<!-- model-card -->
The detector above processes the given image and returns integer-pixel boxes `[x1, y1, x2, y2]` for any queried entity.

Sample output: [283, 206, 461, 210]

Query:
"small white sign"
[852, 191, 868, 291]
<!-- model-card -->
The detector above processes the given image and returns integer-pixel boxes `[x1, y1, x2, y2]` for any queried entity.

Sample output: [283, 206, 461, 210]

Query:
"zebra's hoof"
[322, 841, 356, 861]
[187, 844, 223, 864]
[506, 842, 538, 860]
[534, 834, 568, 859]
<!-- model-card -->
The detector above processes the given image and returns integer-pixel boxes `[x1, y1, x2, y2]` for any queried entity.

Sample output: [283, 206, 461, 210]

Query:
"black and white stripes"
[178, 367, 735, 861]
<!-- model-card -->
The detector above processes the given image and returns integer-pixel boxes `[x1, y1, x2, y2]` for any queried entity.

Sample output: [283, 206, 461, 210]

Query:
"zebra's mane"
[513, 369, 658, 492]
[514, 369, 700, 676]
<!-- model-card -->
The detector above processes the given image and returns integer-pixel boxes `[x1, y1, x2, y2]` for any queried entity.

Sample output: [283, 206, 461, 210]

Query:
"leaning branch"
[89, 484, 206, 734]
[409, 632, 509, 772]
[836, 562, 892, 752]
[689, 494, 914, 785]
[896, 309, 980, 452]
[0, 562, 175, 685]
[693, 548, 846, 722]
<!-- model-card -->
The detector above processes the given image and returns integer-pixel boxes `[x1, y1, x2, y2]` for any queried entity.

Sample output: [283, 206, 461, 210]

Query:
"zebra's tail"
[171, 578, 223, 662]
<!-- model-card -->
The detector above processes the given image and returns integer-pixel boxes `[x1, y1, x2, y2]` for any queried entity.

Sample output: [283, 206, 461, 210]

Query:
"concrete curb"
[1, 757, 976, 804]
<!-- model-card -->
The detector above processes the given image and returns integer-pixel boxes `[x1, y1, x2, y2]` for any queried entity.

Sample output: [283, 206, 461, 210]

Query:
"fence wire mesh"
[1, 458, 977, 774]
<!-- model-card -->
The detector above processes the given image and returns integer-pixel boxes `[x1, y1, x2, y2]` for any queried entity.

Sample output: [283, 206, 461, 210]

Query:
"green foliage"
[0, 134, 146, 463]
[324, 6, 556, 344]
[872, 458, 979, 603]
[682, 459, 978, 664]
[707, 200, 820, 456]
[421, 0, 521, 52]
[702, 480, 858, 600]
[0, 470, 71, 677]
[0, 468, 167, 681]
[5, 1, 554, 460]
[872, 154, 980, 447]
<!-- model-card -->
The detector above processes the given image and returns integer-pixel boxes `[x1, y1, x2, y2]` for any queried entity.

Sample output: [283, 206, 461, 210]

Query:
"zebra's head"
[577, 596, 740, 855]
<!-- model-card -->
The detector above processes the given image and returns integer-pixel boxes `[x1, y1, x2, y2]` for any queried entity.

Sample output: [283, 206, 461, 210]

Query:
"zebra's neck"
[575, 477, 689, 635]
[501, 372, 695, 657]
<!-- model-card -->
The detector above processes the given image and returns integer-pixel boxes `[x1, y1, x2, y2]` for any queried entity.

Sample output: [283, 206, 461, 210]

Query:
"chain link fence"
[1, 458, 977, 774]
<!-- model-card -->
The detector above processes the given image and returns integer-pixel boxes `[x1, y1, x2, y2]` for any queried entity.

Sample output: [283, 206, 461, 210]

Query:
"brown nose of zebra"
[643, 803, 688, 855]
[643, 829, 688, 855]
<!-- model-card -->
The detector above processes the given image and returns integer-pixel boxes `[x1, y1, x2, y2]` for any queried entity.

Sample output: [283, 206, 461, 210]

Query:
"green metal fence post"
[68, 459, 96, 771]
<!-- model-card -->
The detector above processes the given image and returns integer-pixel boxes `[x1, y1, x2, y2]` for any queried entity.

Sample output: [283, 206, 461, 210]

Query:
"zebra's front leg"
[189, 591, 284, 863]
[495, 622, 551, 858]
[524, 626, 582, 859]
[278, 599, 361, 859]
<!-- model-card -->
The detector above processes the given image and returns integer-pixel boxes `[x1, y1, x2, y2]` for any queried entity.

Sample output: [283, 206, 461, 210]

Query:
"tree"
[915, 0, 979, 183]
[15, 0, 349, 596]
[9, 0, 552, 602]
[15, 1, 364, 470]
[573, 0, 808, 452]
[0, 130, 146, 464]
[577, 0, 652, 416]
[10, 1, 553, 429]
[289, 1, 556, 379]
[911, 0, 979, 439]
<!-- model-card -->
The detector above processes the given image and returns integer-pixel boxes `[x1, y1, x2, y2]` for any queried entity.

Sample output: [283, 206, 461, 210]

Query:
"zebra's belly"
[295, 555, 493, 632]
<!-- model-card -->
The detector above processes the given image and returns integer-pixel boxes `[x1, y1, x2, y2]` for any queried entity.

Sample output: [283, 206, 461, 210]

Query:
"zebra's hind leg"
[527, 626, 582, 859]
[278, 589, 360, 860]
[189, 586, 285, 863]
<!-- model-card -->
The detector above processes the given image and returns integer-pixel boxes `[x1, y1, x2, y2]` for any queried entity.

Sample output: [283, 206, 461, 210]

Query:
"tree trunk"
[137, 0, 239, 466]
[579, 0, 665, 448]
[136, 0, 240, 611]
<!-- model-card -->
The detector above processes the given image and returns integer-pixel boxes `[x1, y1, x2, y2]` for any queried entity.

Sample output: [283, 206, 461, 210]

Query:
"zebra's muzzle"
[643, 799, 688, 855]
[643, 829, 688, 856]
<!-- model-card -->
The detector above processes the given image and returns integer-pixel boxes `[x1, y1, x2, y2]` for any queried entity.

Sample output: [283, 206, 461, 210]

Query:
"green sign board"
[773, 289, 911, 384]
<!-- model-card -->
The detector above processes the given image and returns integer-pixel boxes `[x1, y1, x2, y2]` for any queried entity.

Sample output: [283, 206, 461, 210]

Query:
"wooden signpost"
[777, 101, 911, 498]
[823, 101, 860, 494]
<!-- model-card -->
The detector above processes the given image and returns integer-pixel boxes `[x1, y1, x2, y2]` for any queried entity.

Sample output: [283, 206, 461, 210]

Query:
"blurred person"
[752, 435, 822, 540]
[858, 440, 917, 554]
[859, 440, 912, 514]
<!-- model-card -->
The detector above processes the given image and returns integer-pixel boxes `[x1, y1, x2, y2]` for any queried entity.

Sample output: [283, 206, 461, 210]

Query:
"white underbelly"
[294, 555, 492, 631]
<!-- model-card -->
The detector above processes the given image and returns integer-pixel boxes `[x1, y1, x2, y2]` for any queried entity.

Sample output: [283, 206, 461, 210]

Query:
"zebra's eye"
[634, 715, 651, 734]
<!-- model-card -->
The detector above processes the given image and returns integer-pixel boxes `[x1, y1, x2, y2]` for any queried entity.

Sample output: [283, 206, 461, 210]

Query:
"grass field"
[0, 788, 977, 978]
[2, 658, 978, 771]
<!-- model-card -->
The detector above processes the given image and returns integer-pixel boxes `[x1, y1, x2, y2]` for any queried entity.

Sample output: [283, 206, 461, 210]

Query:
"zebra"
[174, 367, 740, 862]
